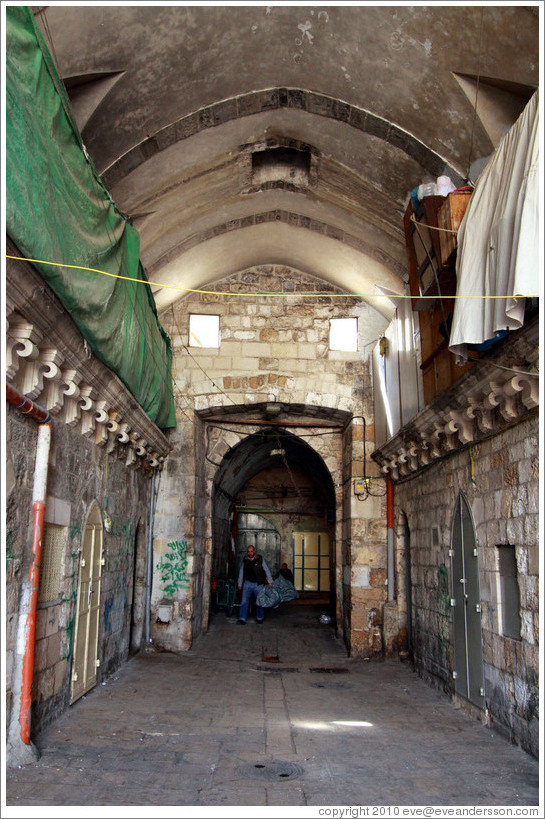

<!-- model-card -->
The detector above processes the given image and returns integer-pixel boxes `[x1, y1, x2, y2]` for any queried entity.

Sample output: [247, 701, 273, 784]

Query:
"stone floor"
[4, 602, 540, 814]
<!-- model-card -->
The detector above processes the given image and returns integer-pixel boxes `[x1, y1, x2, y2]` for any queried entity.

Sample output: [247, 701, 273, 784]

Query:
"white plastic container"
[436, 175, 456, 196]
[417, 182, 436, 199]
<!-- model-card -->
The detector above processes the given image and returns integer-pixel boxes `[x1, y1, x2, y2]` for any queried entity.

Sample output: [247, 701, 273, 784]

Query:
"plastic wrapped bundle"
[256, 576, 300, 608]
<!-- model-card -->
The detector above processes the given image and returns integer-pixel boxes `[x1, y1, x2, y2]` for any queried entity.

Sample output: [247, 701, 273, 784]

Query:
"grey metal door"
[450, 493, 485, 708]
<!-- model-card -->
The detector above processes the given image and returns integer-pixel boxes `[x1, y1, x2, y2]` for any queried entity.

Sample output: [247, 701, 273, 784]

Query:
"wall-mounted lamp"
[379, 336, 389, 357]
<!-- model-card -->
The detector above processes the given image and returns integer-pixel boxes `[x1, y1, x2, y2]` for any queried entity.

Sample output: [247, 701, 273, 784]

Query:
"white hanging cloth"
[449, 90, 539, 363]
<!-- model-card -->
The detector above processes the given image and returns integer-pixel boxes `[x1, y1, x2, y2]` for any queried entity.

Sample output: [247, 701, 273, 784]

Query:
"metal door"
[450, 493, 485, 707]
[71, 504, 103, 703]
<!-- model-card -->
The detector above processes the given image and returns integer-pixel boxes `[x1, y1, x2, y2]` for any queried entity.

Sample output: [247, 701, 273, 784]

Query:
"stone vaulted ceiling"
[33, 4, 539, 319]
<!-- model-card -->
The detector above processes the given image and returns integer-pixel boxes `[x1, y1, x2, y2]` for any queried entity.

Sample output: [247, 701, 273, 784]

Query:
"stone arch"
[102, 87, 461, 190]
[196, 405, 346, 633]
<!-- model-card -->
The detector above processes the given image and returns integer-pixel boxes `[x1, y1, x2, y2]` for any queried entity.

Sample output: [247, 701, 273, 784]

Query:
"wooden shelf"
[404, 190, 474, 403]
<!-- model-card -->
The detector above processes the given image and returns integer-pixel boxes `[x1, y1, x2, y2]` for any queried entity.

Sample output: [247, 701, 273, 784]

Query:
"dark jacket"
[238, 554, 272, 586]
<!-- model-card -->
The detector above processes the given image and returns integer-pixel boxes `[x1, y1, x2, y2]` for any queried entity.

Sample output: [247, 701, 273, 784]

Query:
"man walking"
[237, 543, 273, 624]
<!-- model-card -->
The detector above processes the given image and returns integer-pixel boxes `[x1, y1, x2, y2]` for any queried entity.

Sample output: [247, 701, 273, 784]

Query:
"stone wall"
[393, 414, 539, 756]
[152, 264, 390, 655]
[6, 404, 151, 736]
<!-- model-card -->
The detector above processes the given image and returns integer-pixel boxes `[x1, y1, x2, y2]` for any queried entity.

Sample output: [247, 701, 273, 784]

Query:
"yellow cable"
[5, 254, 540, 300]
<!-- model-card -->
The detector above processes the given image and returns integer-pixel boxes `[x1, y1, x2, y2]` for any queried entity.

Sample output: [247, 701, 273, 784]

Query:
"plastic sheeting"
[449, 91, 539, 363]
[6, 6, 176, 428]
[256, 576, 300, 608]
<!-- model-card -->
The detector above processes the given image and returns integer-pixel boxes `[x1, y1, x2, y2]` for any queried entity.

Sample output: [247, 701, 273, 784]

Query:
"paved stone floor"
[4, 603, 540, 815]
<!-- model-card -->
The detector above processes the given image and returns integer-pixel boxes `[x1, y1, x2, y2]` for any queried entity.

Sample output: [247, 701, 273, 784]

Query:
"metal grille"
[38, 523, 66, 604]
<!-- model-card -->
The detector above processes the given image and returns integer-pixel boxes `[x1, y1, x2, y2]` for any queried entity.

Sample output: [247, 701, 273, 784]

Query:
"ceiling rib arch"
[146, 208, 407, 282]
[150, 223, 404, 319]
[101, 87, 465, 190]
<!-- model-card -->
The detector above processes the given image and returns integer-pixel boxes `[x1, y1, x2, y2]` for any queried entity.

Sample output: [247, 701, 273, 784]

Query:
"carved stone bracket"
[6, 308, 170, 471]
[372, 327, 539, 480]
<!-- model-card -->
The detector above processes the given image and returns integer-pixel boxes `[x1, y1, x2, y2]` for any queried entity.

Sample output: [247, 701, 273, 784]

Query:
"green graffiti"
[69, 522, 81, 541]
[61, 550, 81, 660]
[6, 530, 14, 563]
[156, 540, 190, 597]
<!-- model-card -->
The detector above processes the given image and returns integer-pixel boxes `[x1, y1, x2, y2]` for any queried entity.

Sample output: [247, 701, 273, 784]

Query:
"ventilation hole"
[251, 146, 311, 187]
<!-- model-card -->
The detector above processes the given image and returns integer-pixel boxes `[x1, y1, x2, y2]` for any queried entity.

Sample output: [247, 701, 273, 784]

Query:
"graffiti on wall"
[156, 540, 191, 597]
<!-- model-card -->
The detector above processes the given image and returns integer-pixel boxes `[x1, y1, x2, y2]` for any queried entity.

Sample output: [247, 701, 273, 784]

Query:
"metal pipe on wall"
[387, 477, 395, 602]
[6, 383, 52, 764]
[144, 469, 156, 644]
[19, 422, 51, 744]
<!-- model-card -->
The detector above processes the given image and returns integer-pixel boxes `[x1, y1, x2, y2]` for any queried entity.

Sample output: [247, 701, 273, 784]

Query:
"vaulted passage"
[211, 427, 337, 610]
[5, 4, 539, 795]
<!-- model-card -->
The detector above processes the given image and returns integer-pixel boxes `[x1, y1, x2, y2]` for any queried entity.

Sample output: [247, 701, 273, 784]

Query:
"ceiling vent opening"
[251, 145, 311, 189]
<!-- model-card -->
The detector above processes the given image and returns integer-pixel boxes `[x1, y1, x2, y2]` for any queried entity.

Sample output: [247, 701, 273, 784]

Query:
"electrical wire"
[465, 6, 485, 183]
[7, 256, 538, 300]
[169, 305, 238, 406]
[466, 356, 538, 378]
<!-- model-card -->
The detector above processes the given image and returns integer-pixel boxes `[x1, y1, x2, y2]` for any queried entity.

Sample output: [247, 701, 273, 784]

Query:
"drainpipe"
[6, 384, 51, 766]
[387, 477, 394, 602]
[144, 469, 156, 644]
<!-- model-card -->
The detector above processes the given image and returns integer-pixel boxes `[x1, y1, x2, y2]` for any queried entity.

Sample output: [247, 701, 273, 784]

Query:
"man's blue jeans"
[239, 581, 264, 622]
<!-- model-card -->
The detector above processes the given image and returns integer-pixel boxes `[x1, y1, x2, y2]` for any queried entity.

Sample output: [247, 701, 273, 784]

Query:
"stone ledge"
[372, 316, 539, 481]
[6, 240, 171, 471]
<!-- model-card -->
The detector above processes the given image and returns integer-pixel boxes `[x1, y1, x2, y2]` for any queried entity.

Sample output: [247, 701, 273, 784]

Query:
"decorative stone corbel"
[94, 400, 110, 446]
[503, 373, 539, 411]
[445, 409, 474, 446]
[116, 422, 130, 444]
[61, 369, 83, 426]
[39, 349, 65, 412]
[7, 320, 42, 383]
[79, 384, 97, 437]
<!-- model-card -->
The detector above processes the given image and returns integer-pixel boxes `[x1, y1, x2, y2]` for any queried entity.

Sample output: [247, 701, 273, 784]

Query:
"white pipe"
[7, 422, 51, 767]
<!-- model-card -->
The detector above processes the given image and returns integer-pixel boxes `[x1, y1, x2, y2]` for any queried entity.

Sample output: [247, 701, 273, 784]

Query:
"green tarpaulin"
[6, 6, 176, 429]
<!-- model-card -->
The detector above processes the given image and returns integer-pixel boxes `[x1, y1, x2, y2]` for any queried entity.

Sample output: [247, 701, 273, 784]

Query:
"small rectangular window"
[39, 523, 67, 605]
[329, 318, 358, 351]
[496, 544, 522, 640]
[189, 314, 220, 348]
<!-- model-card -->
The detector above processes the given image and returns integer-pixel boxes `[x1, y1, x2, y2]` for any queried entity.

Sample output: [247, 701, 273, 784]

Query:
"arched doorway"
[70, 501, 104, 704]
[210, 427, 337, 623]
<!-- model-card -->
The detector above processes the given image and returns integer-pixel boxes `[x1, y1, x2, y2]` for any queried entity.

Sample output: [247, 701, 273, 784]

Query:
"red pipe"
[387, 477, 394, 530]
[6, 383, 50, 423]
[386, 477, 394, 602]
[6, 382, 51, 746]
[19, 498, 47, 744]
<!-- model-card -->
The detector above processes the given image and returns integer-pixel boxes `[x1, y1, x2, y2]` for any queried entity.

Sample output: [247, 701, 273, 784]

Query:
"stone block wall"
[6, 405, 151, 736]
[153, 264, 390, 654]
[393, 414, 539, 756]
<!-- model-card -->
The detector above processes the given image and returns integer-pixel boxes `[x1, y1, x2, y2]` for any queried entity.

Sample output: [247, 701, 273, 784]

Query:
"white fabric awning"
[449, 91, 540, 363]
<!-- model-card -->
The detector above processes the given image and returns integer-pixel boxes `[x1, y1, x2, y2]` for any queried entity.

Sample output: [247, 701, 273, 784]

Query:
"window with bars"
[38, 523, 67, 605]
